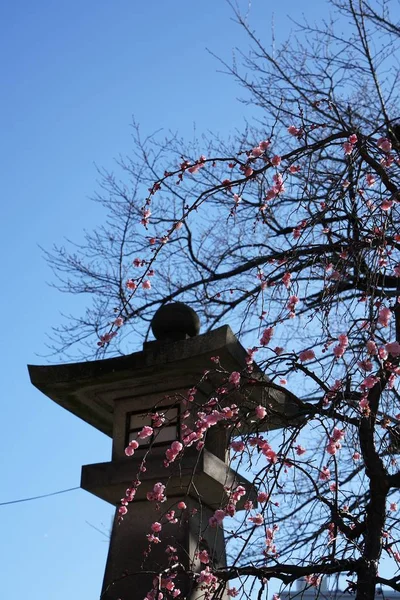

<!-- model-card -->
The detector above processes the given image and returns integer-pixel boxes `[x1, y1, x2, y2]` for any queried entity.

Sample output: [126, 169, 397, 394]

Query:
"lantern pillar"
[29, 303, 298, 600]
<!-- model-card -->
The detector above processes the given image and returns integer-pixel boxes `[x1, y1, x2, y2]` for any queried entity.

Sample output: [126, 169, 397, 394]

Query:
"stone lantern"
[28, 303, 298, 600]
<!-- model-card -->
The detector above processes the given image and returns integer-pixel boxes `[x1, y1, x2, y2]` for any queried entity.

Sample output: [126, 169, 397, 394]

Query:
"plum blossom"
[198, 566, 217, 586]
[386, 341, 400, 356]
[288, 125, 300, 136]
[366, 173, 376, 186]
[319, 466, 331, 481]
[165, 440, 183, 463]
[147, 482, 166, 502]
[305, 575, 321, 587]
[229, 371, 241, 386]
[142, 280, 152, 290]
[343, 141, 354, 155]
[287, 295, 299, 312]
[257, 491, 269, 503]
[366, 340, 378, 355]
[198, 550, 210, 564]
[377, 137, 392, 153]
[151, 522, 162, 533]
[231, 440, 245, 452]
[271, 155, 282, 166]
[378, 306, 392, 327]
[255, 405, 266, 419]
[282, 272, 292, 289]
[126, 279, 137, 290]
[138, 425, 153, 439]
[125, 439, 139, 457]
[209, 509, 225, 527]
[248, 513, 264, 526]
[260, 327, 274, 346]
[299, 349, 315, 362]
[382, 199, 394, 211]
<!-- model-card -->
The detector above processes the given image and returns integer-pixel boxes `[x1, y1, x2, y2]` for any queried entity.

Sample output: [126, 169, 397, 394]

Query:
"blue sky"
[1, 1, 339, 598]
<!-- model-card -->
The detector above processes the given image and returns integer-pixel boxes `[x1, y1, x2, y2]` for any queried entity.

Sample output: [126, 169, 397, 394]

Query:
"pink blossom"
[255, 405, 267, 419]
[299, 349, 315, 362]
[151, 522, 162, 532]
[198, 566, 217, 585]
[138, 425, 153, 439]
[331, 427, 345, 442]
[260, 327, 274, 346]
[257, 492, 269, 503]
[227, 588, 240, 597]
[386, 341, 400, 356]
[326, 442, 340, 455]
[177, 501, 187, 510]
[147, 482, 167, 503]
[230, 440, 245, 452]
[343, 142, 354, 155]
[288, 125, 300, 136]
[229, 371, 241, 386]
[198, 550, 210, 564]
[248, 513, 264, 526]
[319, 466, 331, 481]
[333, 345, 346, 358]
[165, 440, 183, 463]
[358, 359, 373, 371]
[353, 452, 361, 461]
[361, 375, 380, 390]
[382, 199, 394, 211]
[259, 140, 270, 150]
[378, 306, 392, 326]
[287, 295, 299, 312]
[212, 509, 225, 525]
[366, 340, 378, 355]
[125, 440, 139, 457]
[165, 510, 177, 523]
[366, 173, 376, 186]
[271, 155, 281, 166]
[118, 505, 128, 516]
[142, 280, 152, 290]
[296, 445, 306, 455]
[251, 146, 263, 157]
[377, 137, 392, 153]
[304, 575, 321, 587]
[349, 134, 358, 144]
[282, 272, 292, 289]
[378, 346, 388, 360]
[126, 279, 137, 290]
[390, 502, 398, 511]
[114, 317, 124, 327]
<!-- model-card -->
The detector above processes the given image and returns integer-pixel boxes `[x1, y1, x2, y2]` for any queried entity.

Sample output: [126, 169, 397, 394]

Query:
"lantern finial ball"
[151, 302, 200, 341]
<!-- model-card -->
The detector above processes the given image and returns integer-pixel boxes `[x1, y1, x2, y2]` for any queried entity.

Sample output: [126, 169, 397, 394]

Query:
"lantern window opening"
[125, 405, 180, 449]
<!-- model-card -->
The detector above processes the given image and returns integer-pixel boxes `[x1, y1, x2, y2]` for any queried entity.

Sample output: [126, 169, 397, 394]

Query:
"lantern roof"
[29, 320, 300, 438]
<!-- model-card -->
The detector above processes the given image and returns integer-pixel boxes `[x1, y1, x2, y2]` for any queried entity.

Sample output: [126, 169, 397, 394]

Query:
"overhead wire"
[0, 486, 80, 506]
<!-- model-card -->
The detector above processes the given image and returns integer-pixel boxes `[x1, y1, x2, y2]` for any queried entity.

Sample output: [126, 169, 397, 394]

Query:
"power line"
[0, 486, 80, 506]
